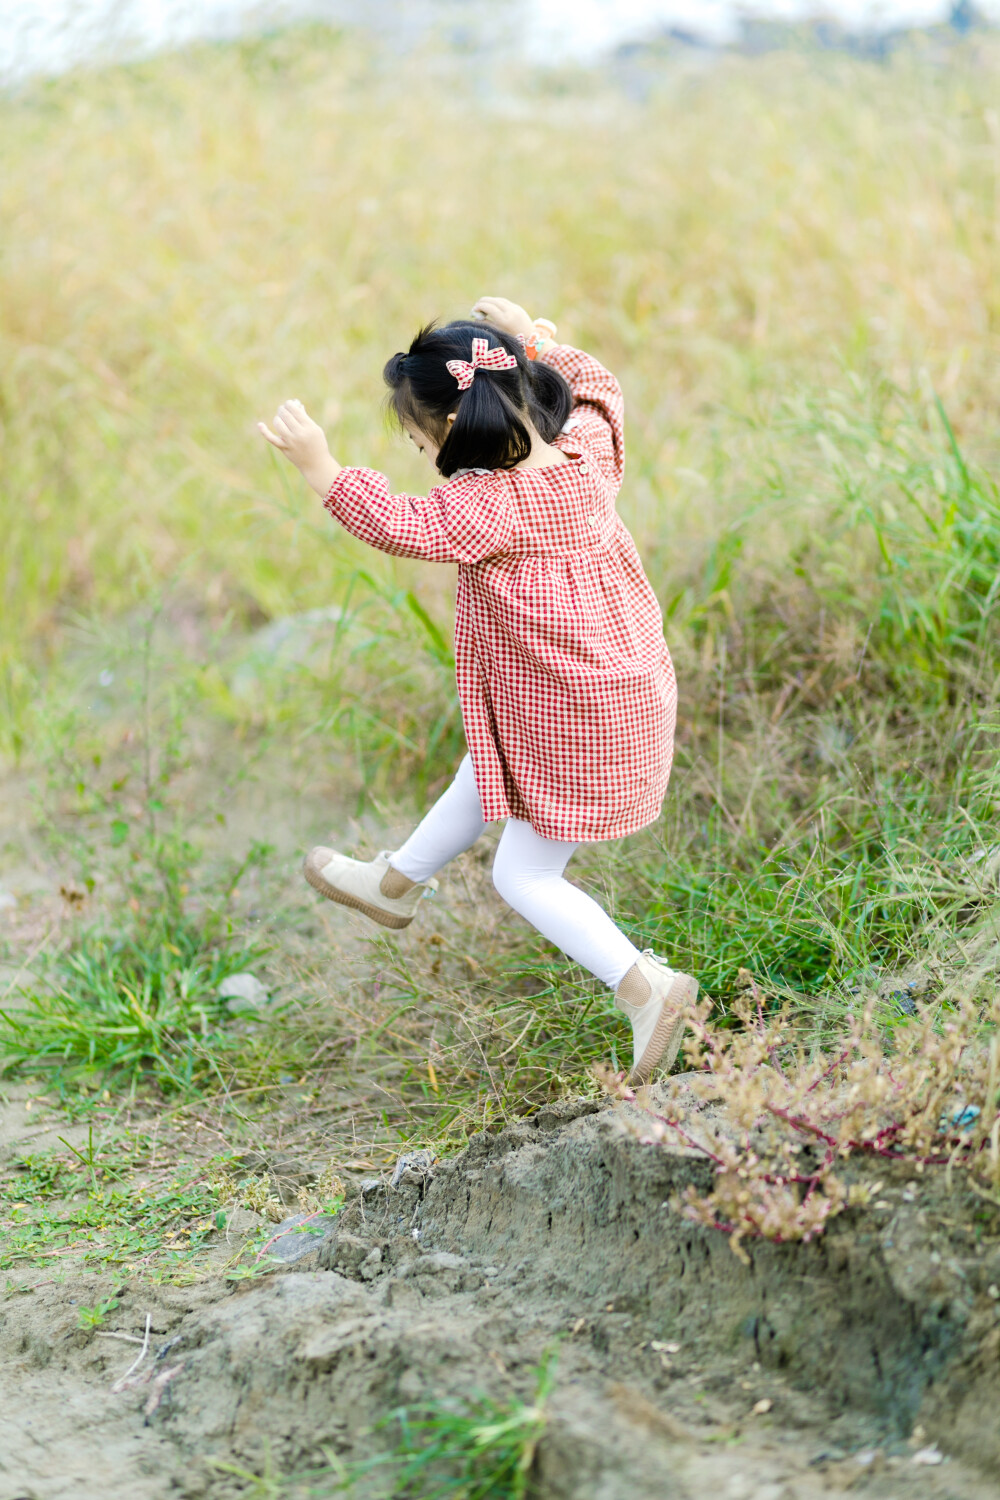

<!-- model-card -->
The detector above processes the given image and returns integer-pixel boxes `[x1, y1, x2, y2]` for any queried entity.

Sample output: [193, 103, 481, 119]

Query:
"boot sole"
[303, 858, 415, 930]
[629, 973, 699, 1086]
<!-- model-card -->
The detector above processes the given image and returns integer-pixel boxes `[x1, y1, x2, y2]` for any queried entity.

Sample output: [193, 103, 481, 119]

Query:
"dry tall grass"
[3, 31, 999, 698]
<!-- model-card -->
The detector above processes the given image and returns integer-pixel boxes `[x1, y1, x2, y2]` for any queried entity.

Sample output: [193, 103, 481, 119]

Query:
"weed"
[77, 1292, 121, 1328]
[351, 1349, 555, 1497]
[598, 970, 1000, 1258]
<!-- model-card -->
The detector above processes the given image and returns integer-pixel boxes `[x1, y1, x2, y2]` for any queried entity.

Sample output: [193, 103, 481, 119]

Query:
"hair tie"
[446, 336, 518, 392]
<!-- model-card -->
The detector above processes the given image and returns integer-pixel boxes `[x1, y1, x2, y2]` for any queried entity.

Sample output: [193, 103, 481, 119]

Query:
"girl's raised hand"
[471, 297, 536, 339]
[258, 399, 341, 497]
[259, 398, 326, 466]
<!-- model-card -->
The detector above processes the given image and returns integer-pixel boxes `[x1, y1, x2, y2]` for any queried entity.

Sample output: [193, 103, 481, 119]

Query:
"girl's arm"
[471, 297, 624, 487]
[538, 344, 624, 488]
[324, 466, 511, 562]
[258, 400, 512, 563]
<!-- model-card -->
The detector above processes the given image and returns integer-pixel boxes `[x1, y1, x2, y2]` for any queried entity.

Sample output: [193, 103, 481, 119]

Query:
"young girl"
[258, 295, 697, 1084]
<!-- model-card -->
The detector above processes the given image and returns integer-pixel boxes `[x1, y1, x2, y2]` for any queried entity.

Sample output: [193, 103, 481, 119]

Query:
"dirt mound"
[3, 1089, 1000, 1499]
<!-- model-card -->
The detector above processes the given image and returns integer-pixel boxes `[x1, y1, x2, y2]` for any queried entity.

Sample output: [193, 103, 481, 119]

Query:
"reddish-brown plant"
[595, 973, 1000, 1261]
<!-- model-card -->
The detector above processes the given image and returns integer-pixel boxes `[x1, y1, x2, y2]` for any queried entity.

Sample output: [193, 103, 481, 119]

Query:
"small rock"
[390, 1149, 436, 1189]
[534, 1098, 601, 1130]
[221, 1207, 265, 1236]
[231, 606, 344, 697]
[359, 1247, 383, 1280]
[266, 1213, 329, 1263]
[809, 1448, 847, 1466]
[398, 1251, 465, 1278]
[218, 973, 270, 1011]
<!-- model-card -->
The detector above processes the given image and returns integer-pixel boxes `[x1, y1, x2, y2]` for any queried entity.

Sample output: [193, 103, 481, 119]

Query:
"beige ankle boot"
[615, 951, 698, 1086]
[303, 848, 436, 930]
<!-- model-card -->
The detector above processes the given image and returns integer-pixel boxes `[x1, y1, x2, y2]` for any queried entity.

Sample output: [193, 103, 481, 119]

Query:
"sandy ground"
[2, 1091, 1000, 1499]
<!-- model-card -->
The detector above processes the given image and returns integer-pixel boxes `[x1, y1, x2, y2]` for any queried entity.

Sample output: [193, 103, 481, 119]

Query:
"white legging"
[391, 756, 641, 991]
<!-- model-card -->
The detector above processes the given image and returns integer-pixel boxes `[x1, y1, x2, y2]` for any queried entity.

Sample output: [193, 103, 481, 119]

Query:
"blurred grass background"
[3, 24, 1000, 1131]
[5, 29, 999, 693]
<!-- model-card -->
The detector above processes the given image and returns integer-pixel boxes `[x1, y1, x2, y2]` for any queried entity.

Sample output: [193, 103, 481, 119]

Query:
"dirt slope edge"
[408, 1094, 1000, 1470]
[148, 1089, 1000, 1494]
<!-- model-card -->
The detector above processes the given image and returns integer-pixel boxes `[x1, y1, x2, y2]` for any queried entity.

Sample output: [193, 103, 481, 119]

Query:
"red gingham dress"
[323, 344, 677, 843]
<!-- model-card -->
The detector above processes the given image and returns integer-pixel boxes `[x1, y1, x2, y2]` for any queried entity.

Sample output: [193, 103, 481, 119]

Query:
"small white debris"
[912, 1446, 944, 1466]
[650, 1340, 681, 1354]
[752, 1398, 773, 1415]
[218, 973, 270, 1011]
[98, 669, 115, 687]
[988, 1284, 999, 1300]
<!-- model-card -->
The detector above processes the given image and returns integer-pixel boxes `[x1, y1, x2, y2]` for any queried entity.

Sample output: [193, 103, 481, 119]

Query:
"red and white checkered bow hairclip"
[446, 336, 518, 392]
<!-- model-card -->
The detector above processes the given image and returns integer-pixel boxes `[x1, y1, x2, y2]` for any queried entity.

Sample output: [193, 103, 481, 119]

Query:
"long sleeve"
[324, 466, 515, 564]
[540, 343, 625, 488]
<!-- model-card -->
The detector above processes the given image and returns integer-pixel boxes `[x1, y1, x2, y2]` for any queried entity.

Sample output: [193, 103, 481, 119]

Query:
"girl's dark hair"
[383, 320, 572, 478]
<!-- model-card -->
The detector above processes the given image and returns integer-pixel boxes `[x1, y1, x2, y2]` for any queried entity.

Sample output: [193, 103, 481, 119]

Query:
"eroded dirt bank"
[3, 1089, 1000, 1499]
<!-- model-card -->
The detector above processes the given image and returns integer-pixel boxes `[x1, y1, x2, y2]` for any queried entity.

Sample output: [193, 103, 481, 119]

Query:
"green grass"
[0, 920, 270, 1092]
[211, 1348, 558, 1498]
[356, 1364, 555, 1500]
[0, 1122, 346, 1278]
[1, 1137, 223, 1273]
[0, 611, 277, 1093]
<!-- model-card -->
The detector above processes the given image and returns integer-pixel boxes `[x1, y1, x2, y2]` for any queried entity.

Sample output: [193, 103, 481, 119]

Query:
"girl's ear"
[446, 412, 456, 428]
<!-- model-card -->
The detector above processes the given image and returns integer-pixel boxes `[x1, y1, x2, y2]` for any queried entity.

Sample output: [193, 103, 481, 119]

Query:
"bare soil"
[3, 1089, 1000, 1499]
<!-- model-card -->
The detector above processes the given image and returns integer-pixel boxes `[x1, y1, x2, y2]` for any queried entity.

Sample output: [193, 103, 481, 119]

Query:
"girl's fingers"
[260, 399, 316, 454]
[277, 400, 308, 428]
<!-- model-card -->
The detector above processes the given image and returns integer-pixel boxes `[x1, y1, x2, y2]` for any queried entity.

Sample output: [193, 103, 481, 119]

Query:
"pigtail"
[437, 373, 531, 476]
[524, 359, 573, 443]
[384, 319, 569, 477]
